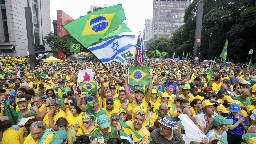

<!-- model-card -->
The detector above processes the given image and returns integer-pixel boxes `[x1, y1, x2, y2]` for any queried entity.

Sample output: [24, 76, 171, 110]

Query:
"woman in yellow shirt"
[66, 104, 83, 132]
[0, 116, 22, 144]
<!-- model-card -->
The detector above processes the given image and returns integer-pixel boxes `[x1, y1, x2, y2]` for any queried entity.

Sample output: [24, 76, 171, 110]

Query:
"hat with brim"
[98, 114, 110, 129]
[56, 118, 68, 126]
[217, 105, 229, 113]
[158, 116, 178, 129]
[202, 100, 214, 108]
[50, 130, 67, 144]
[230, 103, 241, 112]
[17, 98, 27, 103]
[212, 115, 233, 126]
[151, 89, 157, 94]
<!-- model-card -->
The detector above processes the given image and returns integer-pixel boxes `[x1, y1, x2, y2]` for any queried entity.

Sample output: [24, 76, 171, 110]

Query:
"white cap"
[241, 80, 250, 85]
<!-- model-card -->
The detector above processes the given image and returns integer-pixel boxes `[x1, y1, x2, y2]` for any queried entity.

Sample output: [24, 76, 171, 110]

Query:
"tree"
[146, 37, 173, 58]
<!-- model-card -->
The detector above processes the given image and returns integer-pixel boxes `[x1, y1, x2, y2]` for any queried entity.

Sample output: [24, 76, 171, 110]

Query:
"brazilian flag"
[220, 39, 228, 63]
[128, 66, 150, 86]
[103, 23, 131, 39]
[70, 42, 81, 53]
[64, 4, 126, 48]
[81, 82, 97, 93]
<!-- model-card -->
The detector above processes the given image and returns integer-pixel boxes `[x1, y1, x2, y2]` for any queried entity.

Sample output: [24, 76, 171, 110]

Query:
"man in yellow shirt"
[43, 99, 67, 129]
[212, 76, 223, 92]
[104, 98, 119, 117]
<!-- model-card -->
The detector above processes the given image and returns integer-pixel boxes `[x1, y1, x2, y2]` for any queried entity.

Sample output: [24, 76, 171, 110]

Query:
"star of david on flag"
[128, 66, 150, 86]
[88, 35, 136, 64]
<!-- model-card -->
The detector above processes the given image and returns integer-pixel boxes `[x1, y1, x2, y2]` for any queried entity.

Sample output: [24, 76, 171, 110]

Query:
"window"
[1, 0, 8, 42]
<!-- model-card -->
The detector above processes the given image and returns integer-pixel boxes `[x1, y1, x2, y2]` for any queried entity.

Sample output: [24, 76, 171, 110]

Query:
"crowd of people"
[0, 56, 256, 144]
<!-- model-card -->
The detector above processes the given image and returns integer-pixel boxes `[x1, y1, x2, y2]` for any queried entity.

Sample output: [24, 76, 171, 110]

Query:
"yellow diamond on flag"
[82, 82, 95, 91]
[129, 69, 147, 82]
[82, 14, 115, 35]
[224, 52, 227, 56]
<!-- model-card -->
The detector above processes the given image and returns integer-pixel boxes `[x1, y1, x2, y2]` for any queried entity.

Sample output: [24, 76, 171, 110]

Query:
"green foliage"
[147, 0, 256, 62]
[146, 37, 172, 58]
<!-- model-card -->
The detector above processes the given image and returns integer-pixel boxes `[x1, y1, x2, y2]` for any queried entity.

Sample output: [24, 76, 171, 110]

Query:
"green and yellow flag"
[81, 82, 97, 93]
[103, 23, 131, 39]
[220, 39, 228, 63]
[64, 4, 126, 47]
[128, 66, 150, 86]
[70, 42, 81, 53]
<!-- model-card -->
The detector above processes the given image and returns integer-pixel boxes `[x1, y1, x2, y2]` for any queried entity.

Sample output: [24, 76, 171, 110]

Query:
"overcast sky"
[50, 0, 153, 35]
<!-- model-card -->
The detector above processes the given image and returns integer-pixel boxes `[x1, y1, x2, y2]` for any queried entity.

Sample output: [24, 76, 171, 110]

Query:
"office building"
[0, 0, 51, 56]
[151, 0, 190, 38]
[144, 19, 154, 41]
[54, 10, 73, 37]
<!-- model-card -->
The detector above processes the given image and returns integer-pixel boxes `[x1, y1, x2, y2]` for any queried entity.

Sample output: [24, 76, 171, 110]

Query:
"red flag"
[58, 49, 65, 60]
[83, 72, 90, 82]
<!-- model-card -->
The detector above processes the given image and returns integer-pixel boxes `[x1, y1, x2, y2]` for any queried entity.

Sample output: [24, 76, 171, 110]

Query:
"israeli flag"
[115, 55, 128, 65]
[88, 35, 136, 63]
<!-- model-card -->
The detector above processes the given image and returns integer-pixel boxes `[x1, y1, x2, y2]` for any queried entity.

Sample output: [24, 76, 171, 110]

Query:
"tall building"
[144, 19, 153, 41]
[0, 0, 51, 56]
[152, 0, 190, 38]
[55, 10, 73, 37]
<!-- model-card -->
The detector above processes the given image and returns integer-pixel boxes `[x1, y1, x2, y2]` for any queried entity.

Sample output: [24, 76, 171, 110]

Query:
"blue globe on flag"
[134, 71, 142, 79]
[90, 16, 108, 32]
[86, 83, 92, 89]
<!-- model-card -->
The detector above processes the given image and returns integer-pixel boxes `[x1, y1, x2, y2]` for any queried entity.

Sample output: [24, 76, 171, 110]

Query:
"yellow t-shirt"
[212, 82, 223, 92]
[24, 132, 54, 144]
[43, 109, 67, 128]
[66, 112, 83, 128]
[127, 99, 148, 117]
[2, 128, 22, 144]
[124, 121, 150, 143]
[103, 107, 120, 118]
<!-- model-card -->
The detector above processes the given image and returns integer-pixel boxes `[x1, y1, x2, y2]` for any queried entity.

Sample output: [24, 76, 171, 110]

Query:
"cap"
[250, 109, 256, 120]
[195, 95, 204, 101]
[98, 114, 110, 129]
[161, 92, 170, 98]
[49, 99, 60, 106]
[151, 89, 157, 94]
[230, 103, 241, 112]
[169, 76, 175, 80]
[50, 130, 67, 144]
[241, 80, 250, 85]
[212, 115, 233, 126]
[56, 117, 68, 126]
[17, 98, 27, 103]
[176, 97, 183, 101]
[158, 116, 178, 129]
[110, 113, 119, 120]
[223, 96, 234, 103]
[182, 84, 191, 90]
[202, 100, 214, 108]
[217, 105, 229, 113]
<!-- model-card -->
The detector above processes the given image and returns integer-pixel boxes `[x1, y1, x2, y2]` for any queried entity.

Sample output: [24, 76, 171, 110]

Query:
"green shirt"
[234, 95, 251, 106]
[89, 127, 118, 143]
[16, 109, 36, 122]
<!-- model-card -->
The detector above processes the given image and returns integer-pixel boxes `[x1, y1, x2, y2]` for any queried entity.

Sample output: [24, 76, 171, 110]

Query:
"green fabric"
[89, 128, 118, 143]
[220, 39, 228, 63]
[103, 23, 131, 39]
[38, 128, 55, 144]
[2, 101, 17, 124]
[234, 95, 251, 106]
[16, 110, 36, 123]
[93, 109, 106, 120]
[242, 133, 256, 139]
[64, 4, 125, 48]
[70, 42, 81, 53]
[58, 96, 65, 108]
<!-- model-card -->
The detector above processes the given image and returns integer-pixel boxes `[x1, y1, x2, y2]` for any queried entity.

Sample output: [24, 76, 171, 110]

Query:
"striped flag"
[136, 35, 143, 66]
[115, 55, 128, 65]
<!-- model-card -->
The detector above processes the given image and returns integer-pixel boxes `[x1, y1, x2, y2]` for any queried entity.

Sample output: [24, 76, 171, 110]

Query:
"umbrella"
[42, 56, 63, 63]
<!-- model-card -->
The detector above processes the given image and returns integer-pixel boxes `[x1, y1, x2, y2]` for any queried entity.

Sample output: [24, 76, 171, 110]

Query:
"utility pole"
[25, 0, 36, 70]
[193, 3, 204, 62]
[157, 0, 160, 37]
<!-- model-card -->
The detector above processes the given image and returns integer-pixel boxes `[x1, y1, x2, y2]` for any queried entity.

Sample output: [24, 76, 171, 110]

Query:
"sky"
[50, 0, 153, 35]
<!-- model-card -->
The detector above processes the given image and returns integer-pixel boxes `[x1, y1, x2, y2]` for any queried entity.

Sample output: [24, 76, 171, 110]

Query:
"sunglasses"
[106, 103, 113, 105]
[111, 118, 119, 121]
[47, 93, 53, 95]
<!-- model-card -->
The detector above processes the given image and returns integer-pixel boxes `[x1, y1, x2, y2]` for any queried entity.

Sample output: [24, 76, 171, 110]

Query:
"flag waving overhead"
[70, 42, 81, 52]
[128, 66, 150, 86]
[135, 35, 143, 66]
[64, 4, 126, 47]
[220, 39, 228, 63]
[88, 35, 136, 64]
[81, 82, 97, 93]
[103, 23, 131, 39]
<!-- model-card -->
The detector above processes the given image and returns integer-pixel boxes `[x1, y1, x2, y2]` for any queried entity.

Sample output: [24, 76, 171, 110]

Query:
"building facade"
[151, 0, 190, 38]
[0, 0, 51, 56]
[56, 10, 73, 37]
[144, 19, 154, 41]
